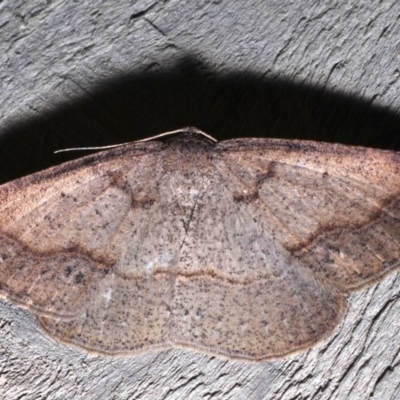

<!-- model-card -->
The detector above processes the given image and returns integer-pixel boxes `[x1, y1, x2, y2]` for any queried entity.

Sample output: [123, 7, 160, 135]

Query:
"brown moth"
[0, 127, 399, 361]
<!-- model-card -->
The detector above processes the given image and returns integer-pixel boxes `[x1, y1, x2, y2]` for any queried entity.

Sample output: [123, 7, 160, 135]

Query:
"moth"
[0, 127, 399, 360]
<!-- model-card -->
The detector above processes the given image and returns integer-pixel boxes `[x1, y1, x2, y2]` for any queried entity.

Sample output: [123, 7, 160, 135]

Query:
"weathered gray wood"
[1, 1, 400, 399]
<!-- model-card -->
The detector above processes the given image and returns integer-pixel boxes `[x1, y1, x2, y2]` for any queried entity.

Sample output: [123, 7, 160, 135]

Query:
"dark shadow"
[1, 55, 400, 183]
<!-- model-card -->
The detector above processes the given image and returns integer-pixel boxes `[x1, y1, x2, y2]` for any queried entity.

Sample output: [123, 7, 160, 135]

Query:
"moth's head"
[162, 127, 217, 151]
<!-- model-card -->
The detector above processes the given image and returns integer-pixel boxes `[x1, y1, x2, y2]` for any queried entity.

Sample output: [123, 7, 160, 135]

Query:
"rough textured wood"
[1, 0, 400, 399]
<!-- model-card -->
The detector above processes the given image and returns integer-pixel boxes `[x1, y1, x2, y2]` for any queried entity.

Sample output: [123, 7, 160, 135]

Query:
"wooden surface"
[1, 1, 400, 399]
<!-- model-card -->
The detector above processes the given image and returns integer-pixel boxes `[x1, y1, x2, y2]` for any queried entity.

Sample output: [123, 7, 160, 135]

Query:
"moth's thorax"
[163, 132, 215, 175]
